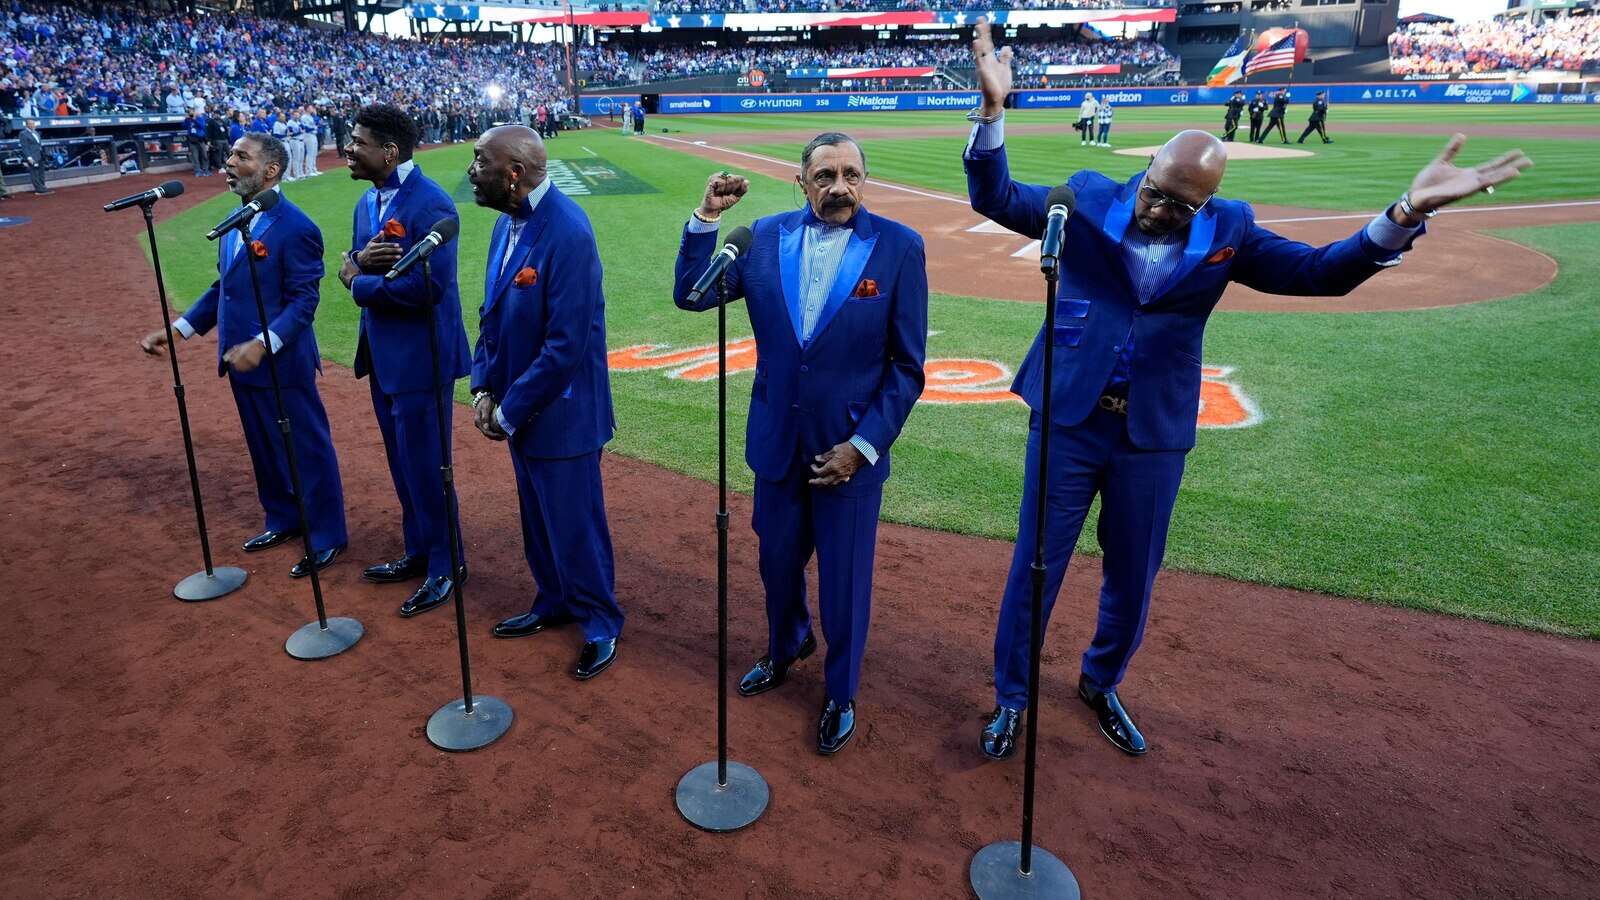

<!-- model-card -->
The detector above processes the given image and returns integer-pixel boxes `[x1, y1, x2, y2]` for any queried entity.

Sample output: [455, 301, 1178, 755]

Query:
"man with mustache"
[467, 125, 624, 681]
[140, 133, 349, 578]
[964, 20, 1530, 759]
[672, 134, 929, 755]
[335, 103, 471, 617]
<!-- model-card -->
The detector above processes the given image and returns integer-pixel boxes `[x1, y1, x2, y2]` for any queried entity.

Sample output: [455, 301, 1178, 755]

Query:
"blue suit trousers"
[369, 377, 463, 578]
[229, 376, 348, 553]
[510, 448, 623, 641]
[754, 462, 883, 703]
[993, 406, 1186, 710]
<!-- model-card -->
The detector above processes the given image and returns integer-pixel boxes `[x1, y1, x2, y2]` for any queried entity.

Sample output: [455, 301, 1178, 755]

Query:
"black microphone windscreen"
[431, 217, 460, 243]
[1046, 184, 1076, 215]
[160, 180, 185, 198]
[724, 225, 754, 257]
[254, 190, 281, 211]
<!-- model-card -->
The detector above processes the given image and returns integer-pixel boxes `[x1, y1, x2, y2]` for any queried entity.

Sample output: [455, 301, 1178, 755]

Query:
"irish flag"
[1206, 34, 1251, 87]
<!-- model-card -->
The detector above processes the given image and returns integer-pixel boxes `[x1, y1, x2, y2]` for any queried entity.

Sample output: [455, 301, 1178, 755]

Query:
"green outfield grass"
[154, 113, 1600, 636]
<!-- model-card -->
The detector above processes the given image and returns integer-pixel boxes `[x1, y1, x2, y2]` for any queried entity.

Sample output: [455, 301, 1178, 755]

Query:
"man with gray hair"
[672, 132, 929, 755]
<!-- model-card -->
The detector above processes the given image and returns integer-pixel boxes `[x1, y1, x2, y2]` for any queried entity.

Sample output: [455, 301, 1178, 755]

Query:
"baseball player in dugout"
[963, 18, 1531, 760]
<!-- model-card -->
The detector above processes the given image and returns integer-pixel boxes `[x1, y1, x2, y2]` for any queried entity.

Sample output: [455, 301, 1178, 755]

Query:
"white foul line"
[652, 134, 969, 205]
[581, 146, 598, 157]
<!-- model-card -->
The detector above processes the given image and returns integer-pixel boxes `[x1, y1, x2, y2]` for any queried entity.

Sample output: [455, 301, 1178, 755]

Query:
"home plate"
[1114, 143, 1315, 160]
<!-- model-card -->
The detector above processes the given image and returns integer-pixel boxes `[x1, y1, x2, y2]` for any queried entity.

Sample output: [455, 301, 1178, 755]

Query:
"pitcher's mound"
[1113, 143, 1316, 160]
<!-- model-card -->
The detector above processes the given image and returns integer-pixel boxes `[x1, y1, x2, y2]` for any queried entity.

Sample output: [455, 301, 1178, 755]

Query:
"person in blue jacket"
[467, 125, 625, 682]
[336, 103, 471, 618]
[672, 134, 929, 755]
[141, 133, 348, 578]
[965, 20, 1531, 760]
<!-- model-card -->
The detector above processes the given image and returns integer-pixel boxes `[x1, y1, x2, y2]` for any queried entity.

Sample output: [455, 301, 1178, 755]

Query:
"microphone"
[103, 180, 184, 212]
[1039, 184, 1077, 277]
[205, 189, 280, 241]
[385, 216, 460, 281]
[686, 225, 754, 305]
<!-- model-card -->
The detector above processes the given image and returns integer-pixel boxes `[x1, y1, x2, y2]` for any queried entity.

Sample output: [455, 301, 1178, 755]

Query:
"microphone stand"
[420, 257, 513, 751]
[970, 259, 1080, 900]
[232, 218, 364, 660]
[676, 266, 769, 832]
[140, 200, 248, 601]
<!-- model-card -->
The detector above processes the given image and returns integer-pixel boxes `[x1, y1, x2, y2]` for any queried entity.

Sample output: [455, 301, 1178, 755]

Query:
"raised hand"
[1406, 134, 1532, 218]
[698, 171, 749, 221]
[972, 18, 1014, 118]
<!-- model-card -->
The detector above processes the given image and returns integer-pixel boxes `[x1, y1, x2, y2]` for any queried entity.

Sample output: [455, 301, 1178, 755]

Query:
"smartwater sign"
[656, 91, 982, 114]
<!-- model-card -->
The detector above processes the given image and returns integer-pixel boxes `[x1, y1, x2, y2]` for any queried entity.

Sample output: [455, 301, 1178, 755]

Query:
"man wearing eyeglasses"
[963, 20, 1531, 760]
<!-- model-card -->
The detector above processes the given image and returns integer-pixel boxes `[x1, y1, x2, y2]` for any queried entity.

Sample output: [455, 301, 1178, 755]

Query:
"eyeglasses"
[1139, 172, 1212, 217]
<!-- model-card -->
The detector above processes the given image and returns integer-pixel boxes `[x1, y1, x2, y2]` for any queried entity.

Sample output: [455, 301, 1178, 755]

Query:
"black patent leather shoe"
[980, 706, 1022, 761]
[574, 637, 618, 680]
[243, 529, 300, 552]
[492, 609, 576, 639]
[363, 555, 426, 583]
[289, 545, 344, 579]
[737, 632, 817, 697]
[398, 575, 454, 618]
[1079, 675, 1147, 756]
[817, 699, 856, 755]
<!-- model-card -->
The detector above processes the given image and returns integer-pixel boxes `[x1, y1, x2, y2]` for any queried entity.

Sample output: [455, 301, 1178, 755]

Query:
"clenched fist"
[697, 171, 749, 222]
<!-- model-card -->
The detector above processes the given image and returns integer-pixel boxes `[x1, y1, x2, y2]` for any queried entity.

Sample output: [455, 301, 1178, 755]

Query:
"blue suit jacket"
[349, 165, 471, 394]
[673, 206, 928, 490]
[180, 193, 325, 389]
[966, 146, 1423, 451]
[471, 186, 615, 460]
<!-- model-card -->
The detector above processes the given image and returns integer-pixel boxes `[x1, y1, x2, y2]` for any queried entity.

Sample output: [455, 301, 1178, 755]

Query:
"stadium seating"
[1388, 16, 1600, 76]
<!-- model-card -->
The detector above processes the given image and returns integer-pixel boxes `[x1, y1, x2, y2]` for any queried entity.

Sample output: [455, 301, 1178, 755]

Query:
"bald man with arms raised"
[964, 20, 1530, 760]
[467, 125, 623, 681]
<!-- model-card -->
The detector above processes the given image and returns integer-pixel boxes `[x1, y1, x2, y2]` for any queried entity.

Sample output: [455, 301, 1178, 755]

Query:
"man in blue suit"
[965, 21, 1531, 759]
[141, 133, 349, 577]
[467, 125, 624, 681]
[673, 134, 929, 755]
[336, 103, 471, 618]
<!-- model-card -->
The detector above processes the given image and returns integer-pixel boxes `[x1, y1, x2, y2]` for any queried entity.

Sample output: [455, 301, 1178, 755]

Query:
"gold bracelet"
[692, 208, 720, 225]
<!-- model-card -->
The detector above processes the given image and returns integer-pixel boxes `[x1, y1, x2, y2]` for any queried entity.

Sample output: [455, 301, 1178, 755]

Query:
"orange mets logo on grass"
[609, 341, 1260, 428]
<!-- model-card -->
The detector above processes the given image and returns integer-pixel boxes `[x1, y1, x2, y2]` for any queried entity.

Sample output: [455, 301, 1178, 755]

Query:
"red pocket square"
[382, 218, 406, 240]
[853, 278, 879, 298]
[1204, 246, 1236, 265]
[249, 239, 269, 260]
[513, 266, 538, 287]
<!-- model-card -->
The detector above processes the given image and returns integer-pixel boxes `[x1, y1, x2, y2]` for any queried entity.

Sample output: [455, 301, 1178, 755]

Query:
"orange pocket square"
[249, 239, 269, 260]
[382, 218, 406, 240]
[513, 266, 538, 287]
[1204, 246, 1236, 265]
[852, 278, 879, 298]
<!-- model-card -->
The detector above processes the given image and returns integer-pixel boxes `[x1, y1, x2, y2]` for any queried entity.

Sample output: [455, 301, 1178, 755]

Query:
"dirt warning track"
[0, 171, 1597, 900]
[650, 132, 1597, 313]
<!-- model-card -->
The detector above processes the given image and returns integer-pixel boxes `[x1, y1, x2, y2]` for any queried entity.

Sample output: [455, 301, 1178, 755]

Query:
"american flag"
[1244, 34, 1300, 76]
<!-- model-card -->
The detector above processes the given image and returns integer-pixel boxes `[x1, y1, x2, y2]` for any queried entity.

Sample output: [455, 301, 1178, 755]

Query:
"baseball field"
[3, 103, 1597, 898]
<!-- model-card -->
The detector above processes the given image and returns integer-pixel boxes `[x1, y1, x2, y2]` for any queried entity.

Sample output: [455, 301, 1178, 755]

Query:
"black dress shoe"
[737, 632, 817, 697]
[492, 609, 575, 638]
[574, 637, 618, 680]
[1078, 675, 1147, 756]
[243, 529, 300, 552]
[398, 575, 454, 618]
[289, 545, 344, 579]
[363, 555, 426, 583]
[980, 706, 1022, 761]
[817, 698, 856, 755]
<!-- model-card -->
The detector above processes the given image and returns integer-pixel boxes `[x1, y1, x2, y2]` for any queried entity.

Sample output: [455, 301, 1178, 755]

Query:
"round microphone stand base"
[284, 617, 364, 660]
[676, 761, 769, 833]
[970, 841, 1080, 900]
[173, 566, 248, 602]
[426, 695, 514, 752]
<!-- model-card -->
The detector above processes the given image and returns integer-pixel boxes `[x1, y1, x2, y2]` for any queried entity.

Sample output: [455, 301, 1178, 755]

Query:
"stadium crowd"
[655, 0, 1171, 13]
[1388, 15, 1600, 76]
[631, 38, 1172, 81]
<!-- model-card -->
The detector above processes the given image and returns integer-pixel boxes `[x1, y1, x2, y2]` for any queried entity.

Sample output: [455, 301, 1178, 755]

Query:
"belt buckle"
[1098, 394, 1128, 415]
